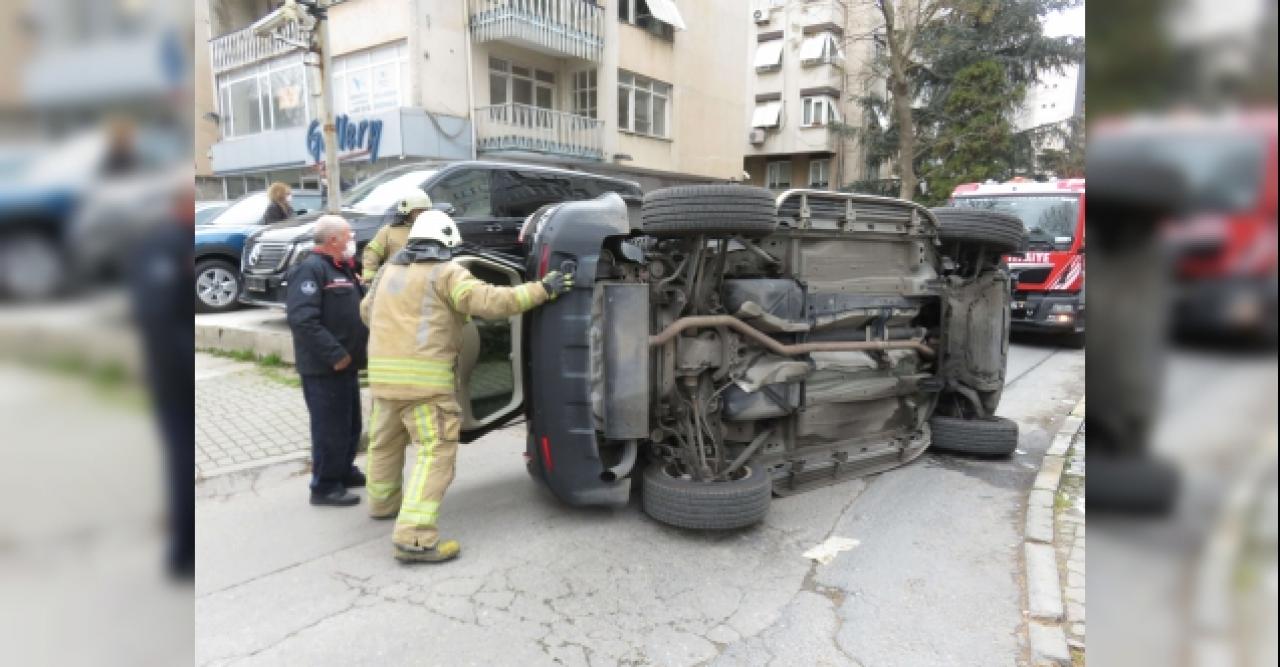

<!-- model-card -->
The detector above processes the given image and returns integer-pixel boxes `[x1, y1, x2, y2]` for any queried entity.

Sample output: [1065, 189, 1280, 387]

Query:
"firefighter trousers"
[365, 396, 461, 548]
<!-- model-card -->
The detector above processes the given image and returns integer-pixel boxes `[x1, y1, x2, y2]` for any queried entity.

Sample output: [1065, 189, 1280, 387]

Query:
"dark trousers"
[300, 371, 362, 495]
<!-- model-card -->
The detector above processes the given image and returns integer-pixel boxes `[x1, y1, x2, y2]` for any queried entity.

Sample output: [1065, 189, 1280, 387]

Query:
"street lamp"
[253, 0, 342, 213]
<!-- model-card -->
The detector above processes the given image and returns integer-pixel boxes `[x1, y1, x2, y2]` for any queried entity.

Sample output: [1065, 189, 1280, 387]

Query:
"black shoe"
[310, 489, 360, 507]
[344, 469, 367, 488]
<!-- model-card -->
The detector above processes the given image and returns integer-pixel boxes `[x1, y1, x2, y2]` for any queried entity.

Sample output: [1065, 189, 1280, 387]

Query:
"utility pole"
[307, 2, 342, 212]
[257, 0, 342, 211]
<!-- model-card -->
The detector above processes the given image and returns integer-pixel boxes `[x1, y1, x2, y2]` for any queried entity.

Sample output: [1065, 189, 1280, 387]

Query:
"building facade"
[742, 0, 884, 193]
[196, 0, 750, 200]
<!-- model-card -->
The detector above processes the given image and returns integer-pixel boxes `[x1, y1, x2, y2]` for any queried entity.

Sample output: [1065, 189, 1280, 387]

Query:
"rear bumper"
[1010, 291, 1085, 332]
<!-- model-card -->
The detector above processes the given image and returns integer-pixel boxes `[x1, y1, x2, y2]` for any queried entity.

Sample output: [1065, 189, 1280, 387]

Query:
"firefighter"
[361, 187, 432, 282]
[360, 209, 573, 562]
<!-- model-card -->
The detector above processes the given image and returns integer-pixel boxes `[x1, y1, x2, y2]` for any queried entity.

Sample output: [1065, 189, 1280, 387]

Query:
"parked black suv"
[439, 186, 1027, 530]
[238, 160, 643, 307]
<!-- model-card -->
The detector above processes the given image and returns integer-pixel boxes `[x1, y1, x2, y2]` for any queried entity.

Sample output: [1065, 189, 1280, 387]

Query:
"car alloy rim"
[197, 267, 238, 306]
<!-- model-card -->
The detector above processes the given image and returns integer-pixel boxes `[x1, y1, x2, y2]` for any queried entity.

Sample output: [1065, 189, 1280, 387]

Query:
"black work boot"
[310, 489, 360, 507]
[343, 468, 367, 488]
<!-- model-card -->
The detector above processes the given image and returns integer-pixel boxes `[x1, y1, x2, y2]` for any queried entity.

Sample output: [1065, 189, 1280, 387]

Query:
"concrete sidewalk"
[195, 352, 371, 479]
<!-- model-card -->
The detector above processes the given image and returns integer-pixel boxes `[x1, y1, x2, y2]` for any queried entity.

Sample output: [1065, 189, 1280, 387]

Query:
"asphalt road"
[195, 340, 1086, 667]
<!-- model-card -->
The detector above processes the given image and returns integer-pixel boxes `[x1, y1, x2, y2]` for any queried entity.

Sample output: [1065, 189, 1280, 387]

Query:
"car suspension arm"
[649, 315, 936, 358]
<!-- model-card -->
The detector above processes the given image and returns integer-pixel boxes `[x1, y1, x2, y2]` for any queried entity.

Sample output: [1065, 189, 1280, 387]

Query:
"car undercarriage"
[522, 186, 1025, 529]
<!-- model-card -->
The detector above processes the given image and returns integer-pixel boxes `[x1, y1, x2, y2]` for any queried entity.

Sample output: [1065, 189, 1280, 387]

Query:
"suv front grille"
[247, 242, 290, 272]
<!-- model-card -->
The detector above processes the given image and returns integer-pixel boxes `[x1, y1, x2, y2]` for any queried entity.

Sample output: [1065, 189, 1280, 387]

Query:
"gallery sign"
[306, 114, 383, 164]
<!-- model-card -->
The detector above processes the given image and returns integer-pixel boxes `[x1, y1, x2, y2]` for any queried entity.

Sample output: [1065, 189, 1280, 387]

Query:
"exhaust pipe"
[649, 315, 935, 358]
[599, 439, 638, 483]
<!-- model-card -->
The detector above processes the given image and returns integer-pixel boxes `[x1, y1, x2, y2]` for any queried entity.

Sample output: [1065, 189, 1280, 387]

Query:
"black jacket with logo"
[285, 252, 368, 375]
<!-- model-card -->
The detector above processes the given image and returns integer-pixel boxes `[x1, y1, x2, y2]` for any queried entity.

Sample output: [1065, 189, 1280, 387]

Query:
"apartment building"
[743, 0, 884, 192]
[196, 0, 750, 200]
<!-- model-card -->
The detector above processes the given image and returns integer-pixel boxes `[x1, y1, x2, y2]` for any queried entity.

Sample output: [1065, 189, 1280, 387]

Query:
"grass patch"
[1071, 645, 1086, 666]
[1055, 491, 1073, 512]
[259, 352, 285, 368]
[28, 353, 147, 410]
[261, 366, 302, 388]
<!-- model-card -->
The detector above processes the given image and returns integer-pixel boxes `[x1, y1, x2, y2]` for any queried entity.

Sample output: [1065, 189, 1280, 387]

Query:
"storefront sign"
[306, 114, 383, 164]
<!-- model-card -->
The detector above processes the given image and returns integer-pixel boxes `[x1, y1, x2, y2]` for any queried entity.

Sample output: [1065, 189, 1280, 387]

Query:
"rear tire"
[641, 185, 777, 238]
[641, 462, 771, 530]
[0, 233, 66, 301]
[930, 208, 1028, 256]
[929, 415, 1019, 456]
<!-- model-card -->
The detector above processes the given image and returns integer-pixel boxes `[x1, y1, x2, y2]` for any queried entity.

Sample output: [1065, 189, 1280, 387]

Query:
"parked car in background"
[194, 189, 323, 313]
[239, 160, 643, 307]
[949, 178, 1087, 347]
[195, 200, 231, 226]
[0, 127, 183, 300]
[435, 186, 1024, 529]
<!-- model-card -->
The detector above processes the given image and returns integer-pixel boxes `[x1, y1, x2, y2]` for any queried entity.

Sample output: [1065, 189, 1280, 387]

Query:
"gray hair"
[313, 215, 349, 245]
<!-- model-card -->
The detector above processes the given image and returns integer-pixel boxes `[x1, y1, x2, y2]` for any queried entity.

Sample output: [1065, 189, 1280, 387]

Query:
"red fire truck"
[949, 178, 1086, 346]
[1097, 110, 1277, 344]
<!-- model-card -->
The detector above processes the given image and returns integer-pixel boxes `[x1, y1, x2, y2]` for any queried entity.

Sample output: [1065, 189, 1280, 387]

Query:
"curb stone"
[1023, 394, 1085, 666]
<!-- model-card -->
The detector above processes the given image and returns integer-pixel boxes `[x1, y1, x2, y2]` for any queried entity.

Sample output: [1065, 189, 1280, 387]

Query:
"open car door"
[452, 253, 529, 442]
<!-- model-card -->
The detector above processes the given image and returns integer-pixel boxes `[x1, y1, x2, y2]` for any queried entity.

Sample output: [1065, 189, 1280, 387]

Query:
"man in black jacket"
[286, 215, 369, 506]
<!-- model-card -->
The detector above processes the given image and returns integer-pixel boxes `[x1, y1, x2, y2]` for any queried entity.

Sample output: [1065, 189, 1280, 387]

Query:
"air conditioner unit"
[748, 128, 766, 144]
[752, 9, 769, 24]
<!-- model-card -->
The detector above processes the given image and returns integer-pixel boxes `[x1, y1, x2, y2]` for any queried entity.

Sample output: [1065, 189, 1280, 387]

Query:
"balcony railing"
[210, 21, 305, 74]
[475, 103, 603, 160]
[468, 0, 604, 62]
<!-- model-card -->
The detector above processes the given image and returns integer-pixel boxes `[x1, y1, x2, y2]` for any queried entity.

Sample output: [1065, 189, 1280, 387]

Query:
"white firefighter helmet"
[396, 187, 433, 216]
[407, 209, 461, 248]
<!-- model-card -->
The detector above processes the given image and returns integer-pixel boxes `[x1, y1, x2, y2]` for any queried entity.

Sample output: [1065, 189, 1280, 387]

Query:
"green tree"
[840, 0, 1082, 200]
[917, 60, 1022, 205]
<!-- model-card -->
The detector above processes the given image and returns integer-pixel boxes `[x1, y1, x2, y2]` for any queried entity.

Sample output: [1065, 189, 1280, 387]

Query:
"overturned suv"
[453, 186, 1025, 530]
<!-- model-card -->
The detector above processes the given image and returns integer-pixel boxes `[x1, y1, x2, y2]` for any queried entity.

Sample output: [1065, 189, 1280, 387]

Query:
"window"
[801, 96, 841, 127]
[427, 169, 493, 218]
[618, 70, 671, 138]
[489, 58, 555, 113]
[751, 101, 782, 128]
[492, 170, 574, 218]
[618, 0, 684, 40]
[799, 32, 843, 66]
[754, 40, 783, 71]
[572, 70, 597, 119]
[331, 41, 408, 116]
[766, 161, 791, 189]
[217, 54, 308, 138]
[809, 159, 830, 188]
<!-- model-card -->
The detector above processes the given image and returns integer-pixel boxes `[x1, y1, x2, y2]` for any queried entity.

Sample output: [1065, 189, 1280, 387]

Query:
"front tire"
[195, 258, 242, 314]
[641, 462, 772, 530]
[0, 233, 67, 301]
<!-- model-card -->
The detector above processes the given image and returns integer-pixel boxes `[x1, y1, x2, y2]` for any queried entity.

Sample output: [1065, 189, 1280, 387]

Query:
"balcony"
[210, 21, 305, 75]
[475, 103, 603, 161]
[468, 0, 604, 62]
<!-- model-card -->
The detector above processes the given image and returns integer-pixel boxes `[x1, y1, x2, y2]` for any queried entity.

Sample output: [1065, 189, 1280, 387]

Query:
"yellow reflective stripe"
[367, 239, 385, 256]
[451, 279, 480, 307]
[403, 404, 439, 527]
[397, 508, 439, 526]
[514, 284, 533, 311]
[368, 357, 454, 371]
[367, 374, 454, 388]
[402, 499, 439, 515]
[367, 480, 401, 500]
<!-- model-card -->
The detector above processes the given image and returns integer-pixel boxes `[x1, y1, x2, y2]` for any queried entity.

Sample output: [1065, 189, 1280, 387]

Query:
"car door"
[452, 251, 530, 442]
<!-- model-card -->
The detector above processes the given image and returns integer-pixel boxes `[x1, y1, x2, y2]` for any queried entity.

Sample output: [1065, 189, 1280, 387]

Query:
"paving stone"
[1026, 543, 1064, 620]
[1028, 622, 1071, 666]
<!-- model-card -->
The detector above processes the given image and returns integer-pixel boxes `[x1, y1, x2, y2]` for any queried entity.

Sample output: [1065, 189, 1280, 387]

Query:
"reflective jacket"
[361, 222, 410, 281]
[360, 255, 549, 400]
